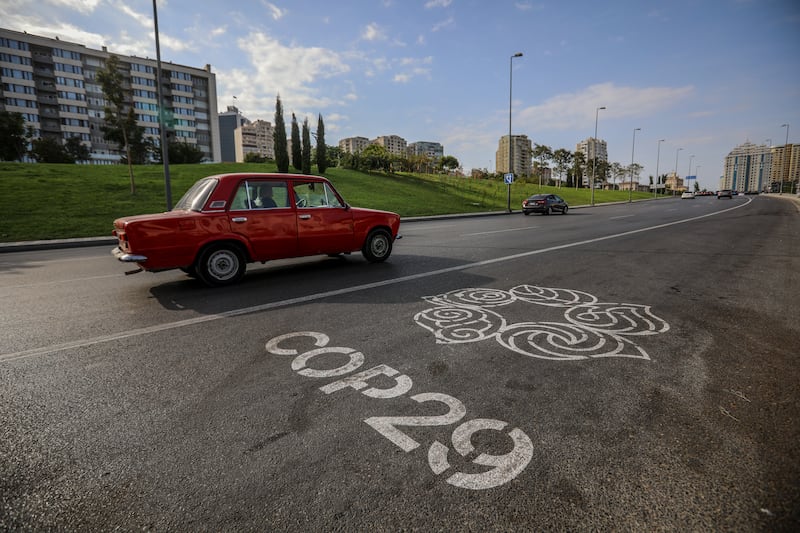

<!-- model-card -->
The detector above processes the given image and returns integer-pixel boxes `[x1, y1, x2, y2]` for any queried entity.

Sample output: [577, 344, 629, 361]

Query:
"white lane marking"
[463, 226, 539, 236]
[0, 274, 120, 291]
[609, 215, 635, 220]
[0, 198, 751, 363]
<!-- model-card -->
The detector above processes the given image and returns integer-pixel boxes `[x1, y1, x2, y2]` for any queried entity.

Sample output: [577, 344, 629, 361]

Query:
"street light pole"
[153, 0, 172, 210]
[629, 127, 640, 202]
[654, 139, 664, 198]
[780, 123, 789, 195]
[674, 147, 683, 196]
[591, 106, 606, 206]
[507, 52, 523, 212]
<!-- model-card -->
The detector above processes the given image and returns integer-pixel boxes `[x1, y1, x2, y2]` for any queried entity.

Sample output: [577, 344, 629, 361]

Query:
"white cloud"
[261, 1, 287, 20]
[432, 17, 455, 32]
[45, 0, 102, 14]
[115, 2, 152, 28]
[425, 0, 452, 8]
[362, 22, 386, 41]
[518, 82, 694, 131]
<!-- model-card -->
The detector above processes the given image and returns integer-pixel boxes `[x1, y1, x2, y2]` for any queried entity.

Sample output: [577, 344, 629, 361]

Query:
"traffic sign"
[504, 173, 514, 184]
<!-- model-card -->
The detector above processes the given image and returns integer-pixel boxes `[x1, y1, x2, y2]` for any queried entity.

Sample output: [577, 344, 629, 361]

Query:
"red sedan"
[112, 173, 402, 286]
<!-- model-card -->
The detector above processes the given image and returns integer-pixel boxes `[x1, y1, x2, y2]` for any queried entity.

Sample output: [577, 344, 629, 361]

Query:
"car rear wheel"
[362, 229, 392, 263]
[196, 243, 246, 287]
[543, 206, 552, 215]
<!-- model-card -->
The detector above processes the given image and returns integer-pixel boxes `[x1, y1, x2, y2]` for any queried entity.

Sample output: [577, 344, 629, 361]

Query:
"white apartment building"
[408, 141, 444, 160]
[235, 119, 274, 162]
[0, 27, 220, 163]
[721, 141, 772, 192]
[339, 136, 371, 154]
[496, 134, 532, 177]
[575, 137, 608, 165]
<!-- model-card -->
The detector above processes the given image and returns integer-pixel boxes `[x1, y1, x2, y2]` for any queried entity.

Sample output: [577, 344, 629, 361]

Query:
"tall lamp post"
[591, 106, 606, 206]
[153, 0, 172, 210]
[674, 147, 683, 196]
[507, 52, 523, 212]
[629, 127, 641, 202]
[654, 139, 665, 198]
[780, 123, 789, 195]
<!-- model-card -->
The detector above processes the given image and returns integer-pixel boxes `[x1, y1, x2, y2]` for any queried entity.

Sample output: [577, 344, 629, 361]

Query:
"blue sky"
[4, 0, 799, 190]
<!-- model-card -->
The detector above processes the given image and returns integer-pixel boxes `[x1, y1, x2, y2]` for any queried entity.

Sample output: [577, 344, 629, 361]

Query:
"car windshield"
[173, 177, 218, 211]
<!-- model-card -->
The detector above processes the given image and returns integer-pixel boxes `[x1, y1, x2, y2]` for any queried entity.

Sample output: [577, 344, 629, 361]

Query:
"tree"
[609, 162, 625, 189]
[273, 95, 289, 173]
[97, 54, 142, 193]
[291, 113, 301, 171]
[0, 110, 27, 161]
[533, 144, 553, 187]
[572, 150, 586, 188]
[30, 136, 72, 163]
[315, 114, 328, 174]
[361, 144, 390, 171]
[301, 118, 312, 175]
[168, 140, 204, 164]
[440, 155, 460, 172]
[552, 148, 573, 188]
[64, 137, 91, 163]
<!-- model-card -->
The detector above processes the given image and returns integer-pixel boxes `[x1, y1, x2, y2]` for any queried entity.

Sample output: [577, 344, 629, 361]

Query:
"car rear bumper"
[112, 246, 148, 263]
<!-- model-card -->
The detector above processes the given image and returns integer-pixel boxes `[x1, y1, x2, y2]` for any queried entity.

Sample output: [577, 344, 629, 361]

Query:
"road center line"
[0, 199, 751, 363]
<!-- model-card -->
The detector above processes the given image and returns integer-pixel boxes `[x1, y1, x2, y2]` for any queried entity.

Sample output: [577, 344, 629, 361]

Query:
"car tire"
[196, 243, 246, 287]
[543, 206, 552, 215]
[561, 206, 568, 215]
[180, 265, 198, 278]
[362, 228, 392, 263]
[523, 210, 530, 216]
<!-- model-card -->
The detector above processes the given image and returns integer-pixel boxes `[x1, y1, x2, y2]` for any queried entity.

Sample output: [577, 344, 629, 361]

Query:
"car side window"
[232, 181, 289, 210]
[293, 182, 343, 208]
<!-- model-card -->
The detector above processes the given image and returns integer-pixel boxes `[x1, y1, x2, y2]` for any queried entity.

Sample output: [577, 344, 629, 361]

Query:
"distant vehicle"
[112, 173, 402, 287]
[681, 192, 695, 199]
[717, 189, 733, 199]
[522, 194, 569, 215]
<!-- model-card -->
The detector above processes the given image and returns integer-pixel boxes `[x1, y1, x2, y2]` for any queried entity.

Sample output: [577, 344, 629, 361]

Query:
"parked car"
[112, 173, 402, 286]
[522, 194, 569, 215]
[717, 189, 733, 199]
[681, 192, 695, 199]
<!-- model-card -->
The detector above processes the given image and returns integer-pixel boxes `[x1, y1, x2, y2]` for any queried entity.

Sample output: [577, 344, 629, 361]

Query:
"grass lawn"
[0, 162, 664, 242]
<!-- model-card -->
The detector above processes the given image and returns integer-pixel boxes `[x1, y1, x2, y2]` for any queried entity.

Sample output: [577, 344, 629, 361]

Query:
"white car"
[681, 192, 695, 199]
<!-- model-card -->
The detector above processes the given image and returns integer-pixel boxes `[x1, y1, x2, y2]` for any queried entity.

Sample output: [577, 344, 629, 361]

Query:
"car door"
[228, 179, 298, 260]
[291, 180, 355, 256]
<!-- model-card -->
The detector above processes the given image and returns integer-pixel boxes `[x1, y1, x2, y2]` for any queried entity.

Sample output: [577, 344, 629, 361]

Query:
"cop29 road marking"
[0, 198, 751, 363]
[266, 331, 534, 490]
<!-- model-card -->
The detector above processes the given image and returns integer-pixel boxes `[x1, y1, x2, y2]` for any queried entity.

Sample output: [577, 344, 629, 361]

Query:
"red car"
[112, 173, 402, 286]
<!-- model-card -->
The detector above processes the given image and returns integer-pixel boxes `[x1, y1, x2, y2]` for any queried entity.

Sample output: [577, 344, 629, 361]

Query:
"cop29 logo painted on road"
[414, 285, 670, 361]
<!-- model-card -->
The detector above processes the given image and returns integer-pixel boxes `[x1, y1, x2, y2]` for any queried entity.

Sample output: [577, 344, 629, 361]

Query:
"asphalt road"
[1, 195, 798, 531]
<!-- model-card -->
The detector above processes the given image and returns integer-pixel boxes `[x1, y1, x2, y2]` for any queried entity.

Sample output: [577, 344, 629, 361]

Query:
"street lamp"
[674, 147, 683, 196]
[507, 52, 523, 212]
[629, 127, 640, 202]
[591, 106, 606, 206]
[654, 139, 665, 198]
[153, 0, 172, 210]
[781, 123, 789, 195]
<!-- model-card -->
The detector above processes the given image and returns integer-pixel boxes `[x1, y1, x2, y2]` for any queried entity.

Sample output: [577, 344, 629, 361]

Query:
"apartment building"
[218, 105, 248, 162]
[575, 137, 608, 165]
[234, 119, 274, 162]
[721, 141, 772, 192]
[0, 27, 220, 163]
[768, 143, 799, 193]
[407, 141, 444, 160]
[339, 136, 371, 154]
[372, 135, 407, 156]
[496, 134, 532, 177]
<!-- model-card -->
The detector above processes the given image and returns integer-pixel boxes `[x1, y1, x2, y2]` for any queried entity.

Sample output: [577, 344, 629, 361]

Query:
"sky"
[3, 0, 799, 190]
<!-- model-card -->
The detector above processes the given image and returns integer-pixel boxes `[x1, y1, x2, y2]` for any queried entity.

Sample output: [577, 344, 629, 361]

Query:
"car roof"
[207, 173, 329, 183]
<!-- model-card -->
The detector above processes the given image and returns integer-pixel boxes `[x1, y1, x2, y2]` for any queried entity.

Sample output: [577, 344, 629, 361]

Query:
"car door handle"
[231, 217, 247, 223]
[299, 214, 312, 220]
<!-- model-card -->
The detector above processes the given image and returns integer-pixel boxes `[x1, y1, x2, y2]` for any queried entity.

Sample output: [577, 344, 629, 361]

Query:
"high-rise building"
[721, 141, 772, 192]
[218, 105, 248, 162]
[338, 136, 371, 154]
[0, 27, 220, 163]
[768, 143, 799, 193]
[407, 141, 444, 161]
[496, 134, 532, 177]
[372, 135, 407, 156]
[234, 119, 274, 162]
[575, 137, 608, 165]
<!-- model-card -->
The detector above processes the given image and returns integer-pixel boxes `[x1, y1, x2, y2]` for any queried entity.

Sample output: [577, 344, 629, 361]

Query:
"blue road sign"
[504, 173, 514, 184]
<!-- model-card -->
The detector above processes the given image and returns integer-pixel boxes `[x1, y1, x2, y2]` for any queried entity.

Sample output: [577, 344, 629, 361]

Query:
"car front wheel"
[362, 229, 392, 263]
[196, 243, 246, 287]
[561, 206, 568, 215]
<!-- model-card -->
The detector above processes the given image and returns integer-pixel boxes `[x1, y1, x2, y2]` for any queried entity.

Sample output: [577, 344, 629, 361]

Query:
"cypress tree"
[301, 118, 312, 175]
[273, 95, 289, 173]
[291, 113, 301, 171]
[316, 114, 327, 174]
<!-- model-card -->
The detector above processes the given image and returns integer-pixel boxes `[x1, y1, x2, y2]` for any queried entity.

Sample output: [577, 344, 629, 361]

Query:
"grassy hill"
[0, 162, 660, 242]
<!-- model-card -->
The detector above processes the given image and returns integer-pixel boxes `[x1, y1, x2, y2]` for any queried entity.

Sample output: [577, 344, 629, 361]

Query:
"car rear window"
[173, 178, 218, 211]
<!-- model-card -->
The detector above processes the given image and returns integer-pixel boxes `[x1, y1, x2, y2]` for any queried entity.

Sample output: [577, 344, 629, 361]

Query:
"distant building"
[339, 136, 370, 154]
[0, 27, 220, 163]
[768, 143, 799, 193]
[234, 119, 274, 162]
[664, 172, 685, 193]
[575, 137, 608, 164]
[408, 141, 444, 161]
[496, 134, 532, 177]
[218, 105, 248, 162]
[721, 141, 772, 192]
[372, 135, 407, 156]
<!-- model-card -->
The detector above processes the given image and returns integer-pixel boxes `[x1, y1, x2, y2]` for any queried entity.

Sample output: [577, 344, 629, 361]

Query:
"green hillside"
[0, 162, 660, 242]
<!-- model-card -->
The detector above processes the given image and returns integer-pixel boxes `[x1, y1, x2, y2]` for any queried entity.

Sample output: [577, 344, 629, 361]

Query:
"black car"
[522, 193, 568, 215]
